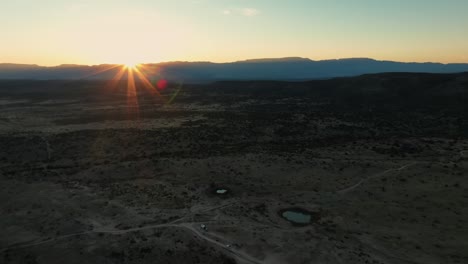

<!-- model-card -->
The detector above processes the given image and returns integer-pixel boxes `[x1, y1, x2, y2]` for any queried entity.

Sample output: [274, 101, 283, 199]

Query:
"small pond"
[216, 188, 228, 194]
[208, 186, 231, 198]
[279, 208, 318, 226]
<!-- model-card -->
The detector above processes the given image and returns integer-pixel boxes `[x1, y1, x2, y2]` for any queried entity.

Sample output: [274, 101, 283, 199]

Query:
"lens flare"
[157, 79, 168, 90]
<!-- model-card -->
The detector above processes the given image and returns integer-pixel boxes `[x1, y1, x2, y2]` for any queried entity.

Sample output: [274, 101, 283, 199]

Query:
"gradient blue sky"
[1, 0, 467, 66]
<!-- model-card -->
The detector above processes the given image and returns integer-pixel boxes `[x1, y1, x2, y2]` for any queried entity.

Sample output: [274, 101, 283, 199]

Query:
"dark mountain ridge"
[1, 57, 468, 81]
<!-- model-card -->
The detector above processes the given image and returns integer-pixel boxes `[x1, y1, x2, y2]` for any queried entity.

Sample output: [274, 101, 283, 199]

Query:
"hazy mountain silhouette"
[1, 58, 468, 81]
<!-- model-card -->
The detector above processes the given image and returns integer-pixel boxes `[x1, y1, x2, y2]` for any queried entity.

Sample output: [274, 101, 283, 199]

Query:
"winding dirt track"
[337, 162, 417, 195]
[0, 202, 263, 264]
[0, 222, 263, 264]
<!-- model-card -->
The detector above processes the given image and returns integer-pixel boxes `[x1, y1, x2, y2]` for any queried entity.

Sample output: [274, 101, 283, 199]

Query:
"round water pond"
[279, 208, 319, 226]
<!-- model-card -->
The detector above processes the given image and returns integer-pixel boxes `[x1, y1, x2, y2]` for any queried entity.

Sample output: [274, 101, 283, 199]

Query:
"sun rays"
[84, 63, 172, 119]
[119, 64, 168, 117]
[126, 64, 139, 116]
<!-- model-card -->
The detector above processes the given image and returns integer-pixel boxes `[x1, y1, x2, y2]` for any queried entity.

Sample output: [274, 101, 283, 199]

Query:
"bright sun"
[123, 61, 139, 69]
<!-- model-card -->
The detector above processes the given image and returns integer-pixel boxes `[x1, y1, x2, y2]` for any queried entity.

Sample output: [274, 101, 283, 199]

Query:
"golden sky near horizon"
[1, 0, 468, 66]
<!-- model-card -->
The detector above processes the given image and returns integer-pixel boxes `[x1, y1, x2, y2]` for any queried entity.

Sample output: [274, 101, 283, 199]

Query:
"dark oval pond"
[279, 208, 319, 226]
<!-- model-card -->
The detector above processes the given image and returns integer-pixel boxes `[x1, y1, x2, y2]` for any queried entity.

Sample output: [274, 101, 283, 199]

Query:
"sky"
[1, 0, 468, 66]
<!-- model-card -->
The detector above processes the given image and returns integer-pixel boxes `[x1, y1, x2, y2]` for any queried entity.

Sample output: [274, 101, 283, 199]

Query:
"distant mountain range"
[1, 58, 468, 81]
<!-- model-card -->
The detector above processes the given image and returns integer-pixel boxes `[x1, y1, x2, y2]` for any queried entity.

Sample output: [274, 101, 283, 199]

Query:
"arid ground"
[1, 73, 467, 264]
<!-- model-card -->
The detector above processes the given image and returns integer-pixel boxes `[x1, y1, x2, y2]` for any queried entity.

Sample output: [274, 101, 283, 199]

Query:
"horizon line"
[2, 57, 468, 68]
